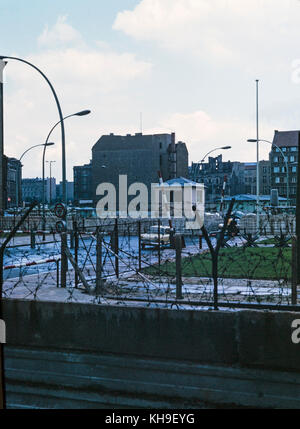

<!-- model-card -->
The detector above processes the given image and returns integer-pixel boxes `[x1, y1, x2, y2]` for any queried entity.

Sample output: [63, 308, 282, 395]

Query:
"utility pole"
[256, 79, 260, 233]
[46, 160, 56, 204]
[296, 132, 300, 284]
[0, 60, 6, 214]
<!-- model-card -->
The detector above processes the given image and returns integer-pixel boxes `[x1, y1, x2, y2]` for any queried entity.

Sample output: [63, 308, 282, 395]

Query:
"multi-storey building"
[244, 161, 271, 196]
[73, 162, 93, 205]
[191, 155, 245, 210]
[56, 180, 74, 204]
[22, 177, 56, 204]
[270, 130, 299, 205]
[191, 155, 271, 211]
[92, 132, 188, 209]
[3, 156, 22, 208]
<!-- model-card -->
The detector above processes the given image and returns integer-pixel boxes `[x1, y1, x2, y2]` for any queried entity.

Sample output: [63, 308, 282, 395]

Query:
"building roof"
[164, 177, 200, 186]
[221, 194, 287, 202]
[273, 130, 300, 148]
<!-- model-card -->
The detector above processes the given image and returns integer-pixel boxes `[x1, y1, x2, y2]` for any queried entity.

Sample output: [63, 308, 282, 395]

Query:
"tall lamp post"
[16, 142, 55, 209]
[193, 146, 232, 181]
[247, 139, 289, 207]
[0, 55, 69, 289]
[42, 110, 91, 230]
[0, 55, 91, 289]
[46, 160, 56, 205]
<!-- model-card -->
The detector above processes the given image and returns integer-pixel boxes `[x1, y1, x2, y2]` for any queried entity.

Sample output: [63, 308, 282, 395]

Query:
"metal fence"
[0, 200, 298, 312]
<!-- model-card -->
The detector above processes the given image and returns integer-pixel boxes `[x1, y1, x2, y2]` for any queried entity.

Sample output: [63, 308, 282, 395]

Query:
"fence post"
[175, 235, 183, 300]
[292, 236, 298, 305]
[70, 229, 74, 250]
[158, 218, 161, 267]
[96, 228, 103, 295]
[61, 232, 68, 288]
[114, 218, 119, 278]
[74, 221, 79, 289]
[30, 229, 35, 249]
[199, 233, 203, 250]
[56, 259, 60, 288]
[138, 220, 142, 271]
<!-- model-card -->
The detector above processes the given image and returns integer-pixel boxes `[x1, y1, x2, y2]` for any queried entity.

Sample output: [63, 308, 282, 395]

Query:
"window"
[290, 156, 295, 162]
[292, 166, 297, 173]
[273, 156, 279, 163]
[291, 147, 297, 152]
[282, 147, 287, 152]
[275, 177, 280, 184]
[281, 167, 285, 173]
[292, 177, 297, 183]
[274, 167, 280, 173]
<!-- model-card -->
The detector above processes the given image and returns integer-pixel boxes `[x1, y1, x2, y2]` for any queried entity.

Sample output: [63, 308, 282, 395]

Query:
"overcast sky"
[1, 0, 300, 181]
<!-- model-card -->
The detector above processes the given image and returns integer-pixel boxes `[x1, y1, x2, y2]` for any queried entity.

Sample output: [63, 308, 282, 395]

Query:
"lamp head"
[45, 142, 55, 147]
[247, 139, 257, 143]
[75, 110, 91, 116]
[221, 146, 231, 150]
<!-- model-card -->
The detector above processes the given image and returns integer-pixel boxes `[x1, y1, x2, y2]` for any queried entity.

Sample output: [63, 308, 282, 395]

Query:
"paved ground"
[1, 233, 294, 308]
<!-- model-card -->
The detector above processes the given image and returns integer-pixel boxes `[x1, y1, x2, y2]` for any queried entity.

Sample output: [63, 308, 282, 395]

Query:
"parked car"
[141, 225, 173, 249]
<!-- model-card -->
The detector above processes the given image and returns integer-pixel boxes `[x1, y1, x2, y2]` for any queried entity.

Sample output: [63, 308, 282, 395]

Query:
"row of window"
[274, 146, 297, 152]
[274, 176, 297, 183]
[273, 166, 297, 173]
[273, 155, 296, 163]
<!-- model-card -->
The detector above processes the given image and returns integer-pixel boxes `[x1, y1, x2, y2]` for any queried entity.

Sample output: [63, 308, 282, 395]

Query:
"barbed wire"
[0, 205, 296, 310]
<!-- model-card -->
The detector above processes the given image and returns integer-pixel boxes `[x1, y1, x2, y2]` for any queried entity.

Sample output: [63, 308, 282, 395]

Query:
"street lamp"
[46, 160, 56, 205]
[0, 54, 70, 290]
[42, 110, 91, 229]
[247, 139, 289, 207]
[193, 146, 232, 181]
[199, 146, 232, 163]
[16, 142, 55, 209]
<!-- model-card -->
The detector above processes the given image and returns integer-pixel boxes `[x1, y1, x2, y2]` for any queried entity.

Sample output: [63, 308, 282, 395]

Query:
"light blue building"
[218, 194, 287, 214]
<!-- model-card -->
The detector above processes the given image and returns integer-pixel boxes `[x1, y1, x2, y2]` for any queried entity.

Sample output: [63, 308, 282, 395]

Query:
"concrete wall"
[2, 299, 300, 409]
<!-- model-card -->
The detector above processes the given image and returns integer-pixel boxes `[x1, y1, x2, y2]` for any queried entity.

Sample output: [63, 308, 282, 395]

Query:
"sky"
[1, 0, 300, 181]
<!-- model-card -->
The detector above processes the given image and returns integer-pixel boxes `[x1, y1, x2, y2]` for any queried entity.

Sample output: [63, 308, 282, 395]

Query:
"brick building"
[91, 132, 189, 210]
[270, 130, 299, 205]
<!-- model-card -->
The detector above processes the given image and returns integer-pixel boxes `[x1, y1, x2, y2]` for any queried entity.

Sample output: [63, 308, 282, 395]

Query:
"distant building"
[270, 130, 299, 205]
[56, 180, 74, 203]
[244, 161, 271, 196]
[46, 177, 56, 203]
[3, 156, 22, 208]
[218, 194, 287, 214]
[22, 178, 44, 203]
[73, 161, 93, 205]
[190, 155, 245, 211]
[22, 177, 56, 204]
[92, 132, 189, 210]
[190, 155, 271, 211]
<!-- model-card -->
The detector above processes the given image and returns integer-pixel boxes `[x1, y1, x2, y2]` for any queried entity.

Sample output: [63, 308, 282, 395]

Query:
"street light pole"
[0, 56, 67, 202]
[46, 160, 56, 204]
[42, 110, 91, 229]
[1, 55, 91, 289]
[0, 60, 5, 214]
[16, 142, 55, 209]
[193, 146, 232, 181]
[0, 55, 69, 287]
[247, 139, 289, 207]
[256, 79, 260, 233]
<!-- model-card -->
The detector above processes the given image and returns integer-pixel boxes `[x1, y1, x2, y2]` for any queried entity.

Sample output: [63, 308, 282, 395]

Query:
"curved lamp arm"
[0, 55, 67, 203]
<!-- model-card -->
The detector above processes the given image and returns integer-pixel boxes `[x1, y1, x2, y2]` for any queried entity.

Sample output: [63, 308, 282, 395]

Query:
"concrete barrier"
[2, 299, 300, 408]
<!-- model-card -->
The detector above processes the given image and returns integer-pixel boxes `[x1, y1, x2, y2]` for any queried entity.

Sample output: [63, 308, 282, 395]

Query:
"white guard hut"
[153, 177, 205, 230]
